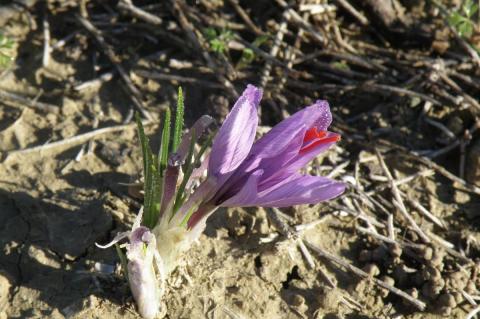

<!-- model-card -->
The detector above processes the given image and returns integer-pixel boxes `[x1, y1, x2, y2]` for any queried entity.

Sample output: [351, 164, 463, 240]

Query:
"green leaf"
[136, 113, 150, 178]
[159, 108, 171, 173]
[203, 27, 217, 41]
[252, 34, 270, 47]
[172, 87, 184, 152]
[136, 113, 163, 228]
[240, 48, 255, 64]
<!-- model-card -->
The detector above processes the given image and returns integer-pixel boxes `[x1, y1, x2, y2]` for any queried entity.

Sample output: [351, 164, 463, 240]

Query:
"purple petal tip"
[245, 84, 263, 108]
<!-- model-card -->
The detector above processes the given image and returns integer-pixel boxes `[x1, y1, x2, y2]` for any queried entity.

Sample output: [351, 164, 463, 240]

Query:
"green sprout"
[448, 0, 479, 38]
[0, 33, 14, 68]
[135, 87, 186, 229]
[203, 27, 234, 55]
[237, 34, 270, 69]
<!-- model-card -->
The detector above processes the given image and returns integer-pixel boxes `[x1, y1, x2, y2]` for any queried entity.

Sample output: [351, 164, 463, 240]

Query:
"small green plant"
[236, 34, 269, 69]
[0, 33, 14, 68]
[203, 27, 234, 55]
[448, 0, 479, 38]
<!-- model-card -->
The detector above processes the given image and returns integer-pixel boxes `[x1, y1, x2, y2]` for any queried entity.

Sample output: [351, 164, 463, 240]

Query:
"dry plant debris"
[0, 0, 479, 318]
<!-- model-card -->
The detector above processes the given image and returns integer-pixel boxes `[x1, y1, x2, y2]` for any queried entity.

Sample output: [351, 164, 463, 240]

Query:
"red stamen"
[303, 127, 326, 143]
[300, 134, 340, 154]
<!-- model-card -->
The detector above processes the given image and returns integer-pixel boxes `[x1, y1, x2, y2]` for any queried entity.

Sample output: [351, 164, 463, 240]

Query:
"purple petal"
[208, 84, 262, 185]
[248, 100, 331, 161]
[220, 169, 264, 206]
[256, 175, 345, 207]
[269, 131, 340, 181]
[159, 165, 179, 218]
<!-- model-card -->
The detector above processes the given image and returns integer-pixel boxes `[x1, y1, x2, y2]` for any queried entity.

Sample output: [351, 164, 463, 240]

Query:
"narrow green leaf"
[135, 113, 159, 228]
[159, 108, 171, 173]
[172, 87, 184, 152]
[135, 113, 149, 178]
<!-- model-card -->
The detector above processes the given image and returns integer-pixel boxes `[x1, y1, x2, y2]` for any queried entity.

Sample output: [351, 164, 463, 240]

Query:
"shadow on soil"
[0, 172, 135, 316]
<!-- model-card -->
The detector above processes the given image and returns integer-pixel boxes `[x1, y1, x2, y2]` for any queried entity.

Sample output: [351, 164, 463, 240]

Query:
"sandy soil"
[1, 1, 480, 318]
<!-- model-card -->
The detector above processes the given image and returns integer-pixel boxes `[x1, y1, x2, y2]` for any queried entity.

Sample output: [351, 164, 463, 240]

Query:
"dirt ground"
[0, 0, 480, 318]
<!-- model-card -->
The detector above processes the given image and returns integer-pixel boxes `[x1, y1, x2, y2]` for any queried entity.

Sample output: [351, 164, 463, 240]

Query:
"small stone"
[389, 243, 402, 258]
[447, 271, 467, 290]
[437, 293, 456, 308]
[363, 264, 380, 277]
[422, 279, 444, 299]
[430, 249, 446, 267]
[422, 266, 442, 282]
[317, 288, 342, 312]
[291, 294, 305, 308]
[420, 246, 433, 261]
[393, 264, 414, 286]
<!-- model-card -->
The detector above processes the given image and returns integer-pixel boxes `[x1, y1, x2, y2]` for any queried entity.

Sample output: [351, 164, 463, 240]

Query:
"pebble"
[363, 263, 380, 277]
[422, 279, 445, 299]
[389, 243, 402, 258]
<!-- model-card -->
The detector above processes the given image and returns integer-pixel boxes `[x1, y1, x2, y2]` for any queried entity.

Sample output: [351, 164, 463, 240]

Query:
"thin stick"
[387, 214, 395, 240]
[304, 241, 426, 310]
[4, 121, 152, 161]
[400, 191, 446, 229]
[259, 9, 288, 90]
[356, 226, 424, 250]
[226, 0, 264, 35]
[427, 230, 473, 264]
[74, 71, 115, 91]
[0, 90, 57, 112]
[171, 0, 238, 97]
[76, 15, 152, 120]
[424, 117, 456, 140]
[275, 0, 325, 44]
[133, 69, 224, 88]
[466, 305, 480, 319]
[267, 208, 336, 288]
[333, 0, 369, 26]
[117, 0, 163, 25]
[365, 83, 442, 106]
[42, 9, 50, 67]
[375, 149, 430, 243]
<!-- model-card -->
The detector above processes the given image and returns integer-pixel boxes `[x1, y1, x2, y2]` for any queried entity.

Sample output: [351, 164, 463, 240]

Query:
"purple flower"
[180, 84, 345, 229]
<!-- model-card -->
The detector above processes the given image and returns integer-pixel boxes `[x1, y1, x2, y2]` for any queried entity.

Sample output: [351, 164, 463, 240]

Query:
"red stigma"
[301, 127, 340, 153]
[303, 127, 327, 143]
